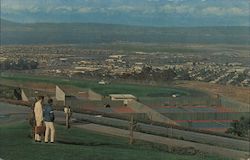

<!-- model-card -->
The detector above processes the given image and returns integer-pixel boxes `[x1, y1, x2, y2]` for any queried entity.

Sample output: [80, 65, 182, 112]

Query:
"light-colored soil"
[175, 81, 250, 104]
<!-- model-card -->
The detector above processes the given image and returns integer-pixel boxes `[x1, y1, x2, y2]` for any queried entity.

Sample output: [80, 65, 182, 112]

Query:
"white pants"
[44, 122, 55, 143]
[35, 132, 41, 141]
[35, 121, 42, 141]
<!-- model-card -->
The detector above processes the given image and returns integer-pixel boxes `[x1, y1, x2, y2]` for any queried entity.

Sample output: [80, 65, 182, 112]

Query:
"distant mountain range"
[1, 19, 249, 45]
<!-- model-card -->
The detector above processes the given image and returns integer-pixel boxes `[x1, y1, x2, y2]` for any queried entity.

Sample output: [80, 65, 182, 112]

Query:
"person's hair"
[38, 96, 44, 100]
[48, 98, 53, 104]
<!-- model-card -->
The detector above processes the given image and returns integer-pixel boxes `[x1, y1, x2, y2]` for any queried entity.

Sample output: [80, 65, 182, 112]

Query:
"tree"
[177, 70, 191, 80]
[162, 69, 177, 81]
[137, 66, 153, 80]
[226, 116, 250, 137]
[29, 60, 39, 69]
[0, 58, 38, 70]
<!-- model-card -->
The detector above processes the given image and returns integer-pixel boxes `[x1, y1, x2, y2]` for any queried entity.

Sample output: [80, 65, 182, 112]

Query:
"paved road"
[0, 102, 30, 114]
[75, 123, 249, 160]
[0, 102, 30, 125]
[1, 102, 249, 159]
[72, 112, 250, 152]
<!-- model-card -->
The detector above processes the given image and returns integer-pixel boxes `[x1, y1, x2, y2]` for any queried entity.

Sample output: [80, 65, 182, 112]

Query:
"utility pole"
[129, 114, 137, 145]
[217, 94, 221, 107]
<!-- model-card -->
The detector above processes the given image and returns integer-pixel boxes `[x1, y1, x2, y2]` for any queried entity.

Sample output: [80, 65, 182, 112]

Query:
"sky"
[1, 0, 249, 26]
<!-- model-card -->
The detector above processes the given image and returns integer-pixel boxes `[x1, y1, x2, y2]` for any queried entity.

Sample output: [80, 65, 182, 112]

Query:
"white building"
[109, 94, 137, 101]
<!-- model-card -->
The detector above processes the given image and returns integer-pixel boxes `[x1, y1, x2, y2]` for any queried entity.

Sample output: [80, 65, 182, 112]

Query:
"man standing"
[34, 96, 44, 142]
[64, 105, 72, 129]
[43, 98, 55, 143]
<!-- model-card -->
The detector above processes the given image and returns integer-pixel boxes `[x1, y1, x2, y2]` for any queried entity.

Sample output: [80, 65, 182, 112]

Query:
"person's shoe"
[44, 141, 48, 143]
[35, 140, 41, 143]
[50, 142, 54, 144]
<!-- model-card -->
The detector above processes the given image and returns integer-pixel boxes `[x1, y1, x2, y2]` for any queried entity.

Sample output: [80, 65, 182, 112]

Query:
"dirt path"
[74, 123, 249, 160]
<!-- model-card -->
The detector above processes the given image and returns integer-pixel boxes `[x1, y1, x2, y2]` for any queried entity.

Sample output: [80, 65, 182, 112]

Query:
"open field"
[2, 73, 249, 104]
[0, 122, 232, 160]
[0, 73, 206, 98]
[175, 81, 250, 104]
[74, 43, 250, 57]
[1, 73, 248, 133]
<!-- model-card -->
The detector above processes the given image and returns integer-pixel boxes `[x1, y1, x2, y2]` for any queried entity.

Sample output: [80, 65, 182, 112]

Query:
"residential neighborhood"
[1, 45, 249, 86]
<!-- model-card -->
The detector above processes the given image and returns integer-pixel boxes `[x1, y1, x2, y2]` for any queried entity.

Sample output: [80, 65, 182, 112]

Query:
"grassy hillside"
[0, 122, 231, 160]
[0, 73, 206, 97]
[1, 19, 249, 45]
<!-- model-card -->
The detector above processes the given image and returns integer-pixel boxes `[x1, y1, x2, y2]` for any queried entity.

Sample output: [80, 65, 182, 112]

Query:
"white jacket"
[34, 100, 43, 125]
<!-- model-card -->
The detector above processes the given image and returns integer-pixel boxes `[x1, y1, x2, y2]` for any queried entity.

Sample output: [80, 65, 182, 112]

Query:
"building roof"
[109, 94, 136, 99]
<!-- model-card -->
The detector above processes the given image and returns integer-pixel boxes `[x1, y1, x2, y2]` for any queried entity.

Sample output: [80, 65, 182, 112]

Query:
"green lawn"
[0, 73, 205, 97]
[0, 122, 231, 160]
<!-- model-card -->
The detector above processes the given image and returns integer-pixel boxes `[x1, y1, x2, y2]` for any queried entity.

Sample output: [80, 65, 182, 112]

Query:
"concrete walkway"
[74, 123, 249, 160]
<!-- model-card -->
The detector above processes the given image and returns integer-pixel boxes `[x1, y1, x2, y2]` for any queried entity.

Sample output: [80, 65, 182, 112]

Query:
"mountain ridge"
[1, 18, 249, 45]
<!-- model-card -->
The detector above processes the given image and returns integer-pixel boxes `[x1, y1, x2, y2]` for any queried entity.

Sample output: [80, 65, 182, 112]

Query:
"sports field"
[0, 73, 206, 98]
[1, 73, 245, 133]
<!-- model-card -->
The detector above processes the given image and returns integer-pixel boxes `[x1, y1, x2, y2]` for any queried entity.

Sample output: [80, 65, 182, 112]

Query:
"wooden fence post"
[129, 114, 137, 145]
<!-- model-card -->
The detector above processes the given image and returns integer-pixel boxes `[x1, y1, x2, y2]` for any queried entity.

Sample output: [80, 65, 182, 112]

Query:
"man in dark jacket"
[43, 98, 55, 143]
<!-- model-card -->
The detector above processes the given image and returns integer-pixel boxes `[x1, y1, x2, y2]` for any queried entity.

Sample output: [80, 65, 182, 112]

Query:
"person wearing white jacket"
[34, 96, 44, 142]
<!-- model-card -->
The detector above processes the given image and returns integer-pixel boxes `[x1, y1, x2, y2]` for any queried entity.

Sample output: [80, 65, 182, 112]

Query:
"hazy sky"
[1, 0, 249, 26]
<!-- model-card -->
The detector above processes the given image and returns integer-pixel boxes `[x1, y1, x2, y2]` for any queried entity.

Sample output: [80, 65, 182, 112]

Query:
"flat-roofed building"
[109, 94, 136, 101]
